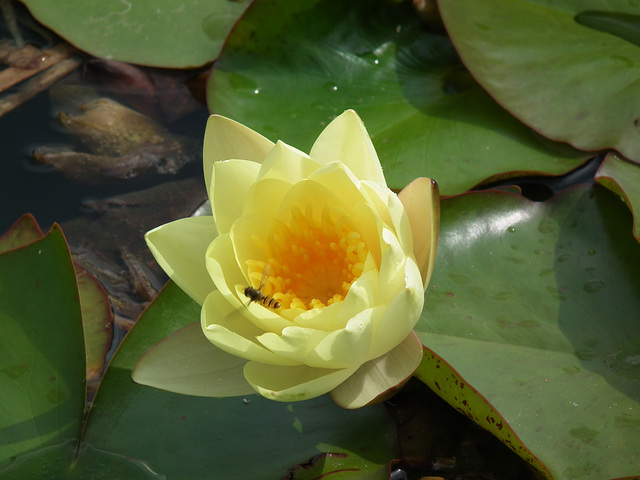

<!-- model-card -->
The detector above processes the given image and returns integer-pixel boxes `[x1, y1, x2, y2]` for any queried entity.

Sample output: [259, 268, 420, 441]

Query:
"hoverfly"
[244, 264, 281, 309]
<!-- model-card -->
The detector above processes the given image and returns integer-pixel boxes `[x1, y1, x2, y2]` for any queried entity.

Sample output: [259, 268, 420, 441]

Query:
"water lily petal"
[285, 264, 377, 332]
[205, 232, 245, 300]
[210, 159, 260, 235]
[203, 115, 274, 197]
[145, 216, 217, 305]
[377, 227, 411, 305]
[201, 290, 300, 366]
[243, 177, 292, 218]
[310, 110, 385, 185]
[132, 321, 255, 397]
[304, 307, 381, 368]
[243, 361, 357, 402]
[230, 214, 276, 276]
[369, 257, 423, 359]
[330, 331, 423, 409]
[398, 177, 440, 288]
[361, 180, 414, 253]
[303, 263, 378, 332]
[305, 162, 383, 262]
[256, 326, 326, 363]
[278, 176, 359, 221]
[257, 140, 322, 182]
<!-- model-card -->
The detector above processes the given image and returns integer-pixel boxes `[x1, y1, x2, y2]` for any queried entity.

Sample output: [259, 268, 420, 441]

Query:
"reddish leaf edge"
[595, 152, 640, 242]
[414, 347, 552, 479]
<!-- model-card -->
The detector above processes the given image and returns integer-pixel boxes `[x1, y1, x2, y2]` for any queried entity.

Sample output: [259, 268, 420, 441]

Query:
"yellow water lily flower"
[135, 110, 439, 408]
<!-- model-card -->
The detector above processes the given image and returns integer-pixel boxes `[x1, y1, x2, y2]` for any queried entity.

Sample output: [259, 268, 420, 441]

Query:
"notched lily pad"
[415, 184, 640, 480]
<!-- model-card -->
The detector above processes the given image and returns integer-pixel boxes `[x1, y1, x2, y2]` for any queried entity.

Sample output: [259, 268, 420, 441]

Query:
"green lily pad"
[0, 216, 112, 387]
[438, 0, 640, 160]
[0, 225, 86, 464]
[207, 0, 587, 195]
[595, 152, 640, 241]
[83, 282, 397, 479]
[414, 185, 640, 479]
[19, 0, 251, 67]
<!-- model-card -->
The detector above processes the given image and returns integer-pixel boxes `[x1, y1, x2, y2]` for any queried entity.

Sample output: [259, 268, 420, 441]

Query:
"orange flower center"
[246, 204, 369, 311]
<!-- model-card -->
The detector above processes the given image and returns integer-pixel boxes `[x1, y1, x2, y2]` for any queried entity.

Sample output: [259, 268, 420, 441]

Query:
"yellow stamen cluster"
[246, 204, 369, 311]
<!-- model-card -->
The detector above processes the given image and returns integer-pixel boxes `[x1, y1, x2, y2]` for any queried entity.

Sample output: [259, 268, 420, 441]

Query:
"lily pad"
[438, 0, 640, 160]
[595, 152, 640, 241]
[414, 185, 640, 479]
[19, 0, 251, 67]
[0, 225, 86, 464]
[0, 216, 112, 387]
[208, 0, 587, 195]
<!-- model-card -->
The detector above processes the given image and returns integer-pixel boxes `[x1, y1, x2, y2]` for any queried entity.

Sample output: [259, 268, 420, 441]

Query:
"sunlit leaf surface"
[208, 0, 587, 194]
[415, 185, 640, 480]
[438, 0, 640, 161]
[19, 0, 251, 67]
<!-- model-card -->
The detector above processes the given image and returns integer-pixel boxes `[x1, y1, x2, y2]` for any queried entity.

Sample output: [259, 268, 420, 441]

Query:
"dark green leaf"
[0, 226, 85, 464]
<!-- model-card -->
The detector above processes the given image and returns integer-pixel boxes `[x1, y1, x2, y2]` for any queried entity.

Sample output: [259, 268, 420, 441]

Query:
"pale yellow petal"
[398, 177, 440, 289]
[203, 115, 274, 197]
[295, 262, 378, 332]
[256, 326, 326, 364]
[210, 159, 260, 235]
[304, 162, 382, 262]
[132, 321, 255, 397]
[205, 232, 246, 300]
[257, 140, 322, 182]
[360, 180, 415, 257]
[369, 257, 423, 359]
[310, 110, 385, 185]
[242, 177, 292, 218]
[201, 290, 299, 366]
[230, 214, 275, 277]
[303, 307, 381, 368]
[359, 181, 394, 232]
[243, 362, 357, 402]
[145, 216, 217, 305]
[377, 227, 410, 305]
[330, 331, 423, 409]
